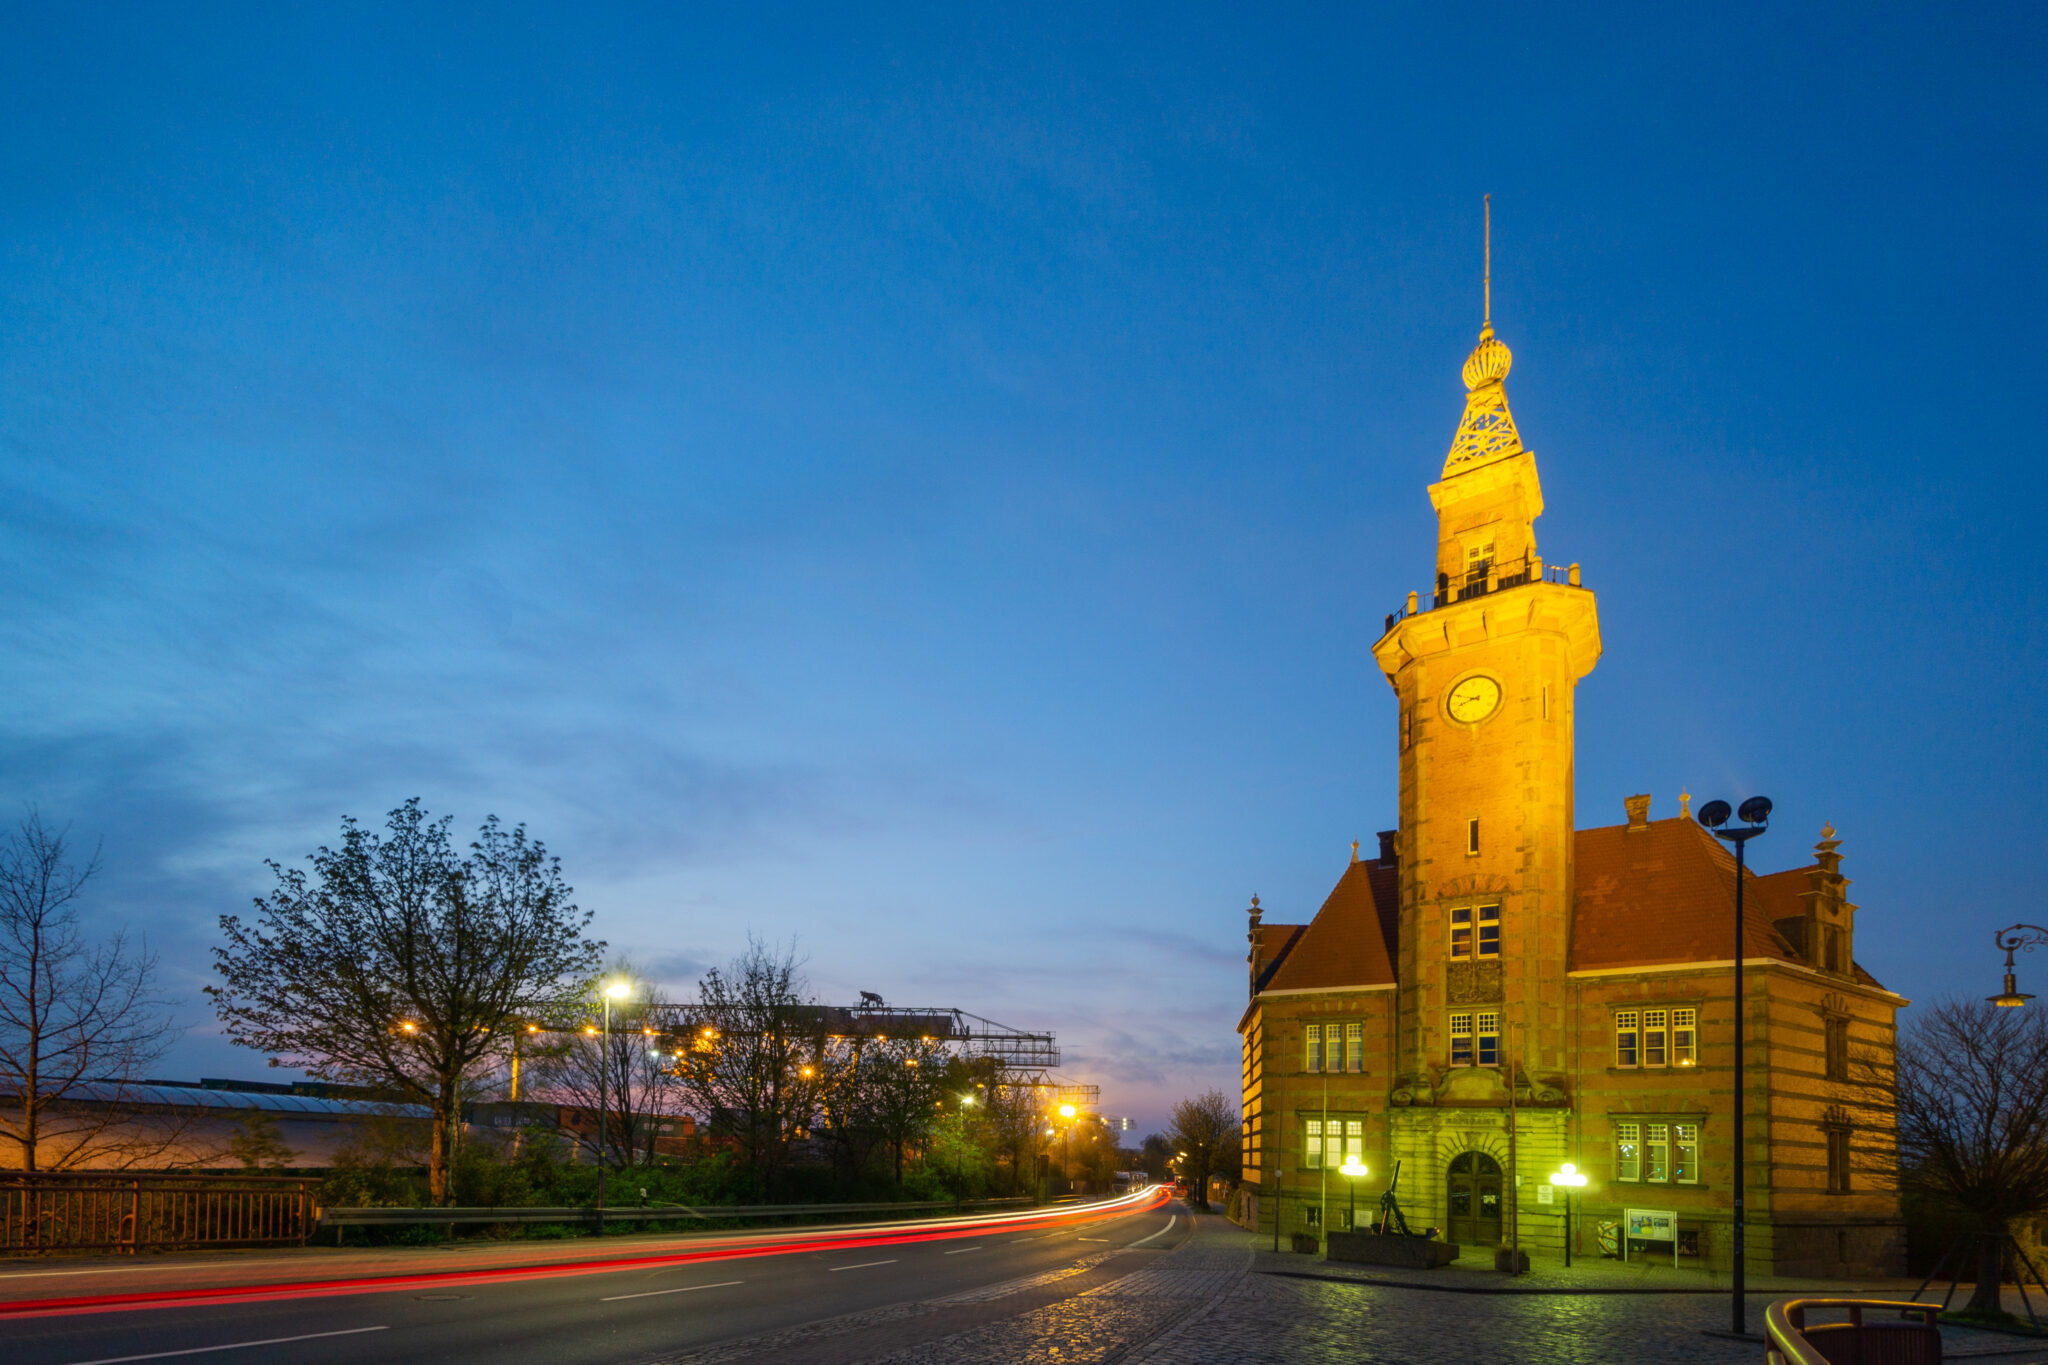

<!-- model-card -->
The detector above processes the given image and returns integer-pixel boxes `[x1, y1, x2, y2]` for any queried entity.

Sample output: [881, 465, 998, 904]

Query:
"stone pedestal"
[1325, 1231, 1460, 1268]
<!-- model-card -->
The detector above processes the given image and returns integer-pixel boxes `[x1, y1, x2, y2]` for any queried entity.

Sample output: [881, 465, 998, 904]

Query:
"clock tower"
[1369, 240, 1601, 1105]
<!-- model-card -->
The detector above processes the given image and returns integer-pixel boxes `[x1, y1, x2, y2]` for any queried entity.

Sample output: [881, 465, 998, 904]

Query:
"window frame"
[1449, 1012, 1474, 1067]
[1672, 1008, 1698, 1067]
[1305, 1118, 1323, 1170]
[1345, 1022, 1364, 1074]
[1305, 1023, 1323, 1074]
[1615, 1121, 1641, 1181]
[1615, 1011, 1641, 1068]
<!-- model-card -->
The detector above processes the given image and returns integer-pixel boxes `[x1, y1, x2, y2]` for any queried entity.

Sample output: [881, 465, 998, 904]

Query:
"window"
[1402, 710, 1412, 750]
[1467, 818, 1480, 856]
[1673, 1009, 1698, 1067]
[1305, 1118, 1323, 1169]
[1645, 1123, 1670, 1181]
[1826, 1126, 1852, 1194]
[1644, 1010, 1669, 1067]
[1450, 1013, 1474, 1067]
[1674, 1123, 1699, 1184]
[1450, 905, 1501, 959]
[1346, 1022, 1364, 1074]
[1615, 1011, 1640, 1068]
[1344, 1119, 1364, 1166]
[1306, 1024, 1322, 1074]
[1615, 1121, 1641, 1181]
[1476, 1011, 1500, 1067]
[1824, 1016, 1849, 1081]
[1304, 1204, 1322, 1227]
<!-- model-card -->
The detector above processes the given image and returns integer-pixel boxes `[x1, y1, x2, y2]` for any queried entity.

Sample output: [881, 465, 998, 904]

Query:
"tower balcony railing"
[1382, 557, 1586, 636]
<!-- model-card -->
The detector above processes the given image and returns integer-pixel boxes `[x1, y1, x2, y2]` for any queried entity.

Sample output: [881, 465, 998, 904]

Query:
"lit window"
[1476, 1011, 1500, 1067]
[1645, 1123, 1670, 1181]
[1476, 904, 1501, 958]
[1673, 1009, 1697, 1067]
[1346, 1022, 1364, 1073]
[1449, 907, 1473, 959]
[1615, 1121, 1641, 1181]
[1615, 1012, 1640, 1068]
[1450, 1013, 1474, 1067]
[1305, 1118, 1323, 1169]
[1345, 1119, 1364, 1165]
[1644, 1010, 1669, 1067]
[1306, 1024, 1322, 1074]
[1674, 1123, 1699, 1184]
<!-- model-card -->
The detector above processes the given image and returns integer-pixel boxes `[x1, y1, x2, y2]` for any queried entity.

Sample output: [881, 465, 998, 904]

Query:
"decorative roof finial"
[1444, 195, 1523, 475]
[1483, 192, 1493, 340]
[1680, 790, 1692, 818]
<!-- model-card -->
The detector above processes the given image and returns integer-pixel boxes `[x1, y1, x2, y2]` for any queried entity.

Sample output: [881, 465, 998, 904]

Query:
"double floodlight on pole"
[596, 979, 632, 1227]
[1697, 794, 1769, 1338]
[1550, 1162, 1589, 1268]
[1989, 924, 2047, 1007]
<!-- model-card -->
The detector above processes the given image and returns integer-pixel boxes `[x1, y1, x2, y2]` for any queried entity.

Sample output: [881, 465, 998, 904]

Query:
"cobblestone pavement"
[642, 1213, 2048, 1365]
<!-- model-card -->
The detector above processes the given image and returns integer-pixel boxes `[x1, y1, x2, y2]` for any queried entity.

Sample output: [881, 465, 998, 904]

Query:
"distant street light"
[1057, 1104, 1077, 1192]
[1697, 794, 1769, 1337]
[597, 979, 632, 1228]
[1989, 925, 2047, 1007]
[1339, 1158, 1369, 1232]
[1550, 1163, 1589, 1267]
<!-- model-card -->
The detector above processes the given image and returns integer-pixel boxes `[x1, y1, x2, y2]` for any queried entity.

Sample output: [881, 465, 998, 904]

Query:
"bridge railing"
[1764, 1298, 1942, 1365]
[318, 1194, 1037, 1241]
[0, 1171, 319, 1252]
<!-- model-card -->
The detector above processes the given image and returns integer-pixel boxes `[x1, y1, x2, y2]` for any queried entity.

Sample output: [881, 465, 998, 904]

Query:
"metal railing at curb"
[317, 1195, 1035, 1240]
[1765, 1298, 1941, 1365]
[2, 1172, 318, 1252]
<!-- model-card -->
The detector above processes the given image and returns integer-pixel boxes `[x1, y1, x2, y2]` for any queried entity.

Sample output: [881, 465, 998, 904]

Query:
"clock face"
[1445, 674, 1503, 724]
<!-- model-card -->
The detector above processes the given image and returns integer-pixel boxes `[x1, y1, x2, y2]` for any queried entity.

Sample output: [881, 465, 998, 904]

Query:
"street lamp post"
[957, 1093, 975, 1198]
[1989, 925, 2047, 1006]
[1550, 1163, 1589, 1267]
[1058, 1103, 1077, 1195]
[1697, 795, 1770, 1338]
[597, 980, 630, 1230]
[1339, 1159, 1369, 1233]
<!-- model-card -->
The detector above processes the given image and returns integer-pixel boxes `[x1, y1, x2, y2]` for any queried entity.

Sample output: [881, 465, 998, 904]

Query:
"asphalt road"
[0, 1193, 1187, 1365]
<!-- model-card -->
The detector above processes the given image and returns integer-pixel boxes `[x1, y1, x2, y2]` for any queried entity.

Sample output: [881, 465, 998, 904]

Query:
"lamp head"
[1737, 795, 1773, 826]
[1059, 1103, 1077, 1119]
[604, 981, 631, 1000]
[1991, 971, 2035, 1008]
[1697, 800, 1731, 830]
[1339, 1159, 1369, 1178]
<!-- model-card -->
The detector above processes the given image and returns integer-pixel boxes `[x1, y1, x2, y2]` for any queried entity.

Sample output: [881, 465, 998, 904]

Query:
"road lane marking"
[1077, 1237, 1110, 1242]
[941, 1246, 981, 1255]
[828, 1260, 898, 1272]
[60, 1325, 389, 1364]
[601, 1279, 743, 1302]
[1130, 1215, 1178, 1248]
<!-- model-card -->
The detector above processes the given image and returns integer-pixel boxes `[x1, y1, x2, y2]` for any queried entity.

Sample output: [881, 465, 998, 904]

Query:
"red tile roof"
[1248, 817, 1887, 996]
[1572, 817, 1804, 971]
[1261, 858, 1398, 992]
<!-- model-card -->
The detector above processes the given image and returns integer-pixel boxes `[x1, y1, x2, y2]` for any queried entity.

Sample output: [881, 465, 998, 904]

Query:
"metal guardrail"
[1, 1171, 318, 1252]
[318, 1195, 1036, 1240]
[1764, 1298, 1942, 1365]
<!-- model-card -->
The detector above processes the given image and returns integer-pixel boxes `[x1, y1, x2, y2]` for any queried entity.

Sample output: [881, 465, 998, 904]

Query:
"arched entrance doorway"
[1446, 1151, 1503, 1247]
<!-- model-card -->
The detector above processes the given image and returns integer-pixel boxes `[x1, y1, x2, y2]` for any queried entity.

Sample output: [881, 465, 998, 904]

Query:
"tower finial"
[1483, 193, 1492, 338]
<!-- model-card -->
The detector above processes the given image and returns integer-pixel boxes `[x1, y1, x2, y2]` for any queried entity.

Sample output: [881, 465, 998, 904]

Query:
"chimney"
[1376, 830, 1399, 865]
[1624, 793, 1652, 830]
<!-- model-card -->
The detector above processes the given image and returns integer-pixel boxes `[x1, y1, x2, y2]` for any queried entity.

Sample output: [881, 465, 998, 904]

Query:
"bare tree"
[209, 800, 602, 1204]
[1895, 998, 2048, 1312]
[0, 813, 179, 1170]
[674, 938, 824, 1200]
[1167, 1088, 1241, 1212]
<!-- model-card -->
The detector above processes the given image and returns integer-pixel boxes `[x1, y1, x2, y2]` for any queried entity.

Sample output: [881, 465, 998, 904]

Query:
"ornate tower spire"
[1443, 194, 1525, 476]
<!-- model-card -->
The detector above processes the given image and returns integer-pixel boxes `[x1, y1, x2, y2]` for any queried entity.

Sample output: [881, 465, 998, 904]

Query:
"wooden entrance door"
[1446, 1151, 1503, 1247]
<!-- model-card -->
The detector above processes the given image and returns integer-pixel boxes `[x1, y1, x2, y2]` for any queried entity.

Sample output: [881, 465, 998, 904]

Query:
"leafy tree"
[1139, 1132, 1174, 1181]
[1167, 1088, 1241, 1212]
[228, 1110, 296, 1171]
[0, 813, 179, 1170]
[210, 799, 602, 1205]
[674, 938, 824, 1200]
[1894, 998, 2048, 1312]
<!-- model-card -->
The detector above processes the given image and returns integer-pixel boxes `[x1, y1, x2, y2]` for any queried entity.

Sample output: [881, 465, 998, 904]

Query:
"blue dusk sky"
[3, 6, 2043, 1134]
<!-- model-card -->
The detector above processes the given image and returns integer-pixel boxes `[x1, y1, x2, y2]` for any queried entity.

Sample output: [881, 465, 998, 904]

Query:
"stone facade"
[1234, 312, 1905, 1279]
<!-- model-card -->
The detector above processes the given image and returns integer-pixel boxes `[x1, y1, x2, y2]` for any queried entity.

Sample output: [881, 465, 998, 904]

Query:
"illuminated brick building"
[1234, 272, 1905, 1278]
